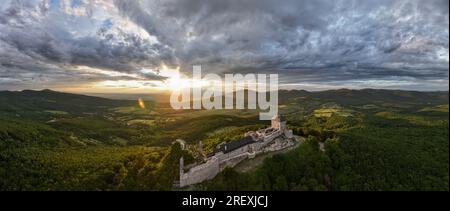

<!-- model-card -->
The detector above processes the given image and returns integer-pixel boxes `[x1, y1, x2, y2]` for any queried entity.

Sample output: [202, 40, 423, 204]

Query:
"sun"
[157, 66, 191, 90]
[165, 75, 191, 90]
[159, 65, 210, 91]
[89, 65, 212, 92]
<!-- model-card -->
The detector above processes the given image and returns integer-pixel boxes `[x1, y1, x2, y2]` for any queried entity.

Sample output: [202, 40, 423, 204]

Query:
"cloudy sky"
[0, 0, 448, 93]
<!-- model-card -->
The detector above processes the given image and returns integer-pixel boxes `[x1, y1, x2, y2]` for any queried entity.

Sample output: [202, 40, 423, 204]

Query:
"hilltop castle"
[178, 115, 296, 187]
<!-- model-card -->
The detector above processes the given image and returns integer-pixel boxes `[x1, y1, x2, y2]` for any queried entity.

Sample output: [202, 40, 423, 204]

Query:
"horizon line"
[1, 87, 449, 95]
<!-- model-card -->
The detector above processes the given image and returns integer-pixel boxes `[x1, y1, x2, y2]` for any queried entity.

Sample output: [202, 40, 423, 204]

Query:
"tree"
[273, 176, 288, 191]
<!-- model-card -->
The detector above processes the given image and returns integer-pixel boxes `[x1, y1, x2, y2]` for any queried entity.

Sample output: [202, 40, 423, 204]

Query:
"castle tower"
[271, 115, 287, 130]
[271, 115, 280, 129]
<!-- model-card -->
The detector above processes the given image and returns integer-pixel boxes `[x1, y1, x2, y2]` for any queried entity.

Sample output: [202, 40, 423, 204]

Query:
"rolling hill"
[0, 89, 448, 191]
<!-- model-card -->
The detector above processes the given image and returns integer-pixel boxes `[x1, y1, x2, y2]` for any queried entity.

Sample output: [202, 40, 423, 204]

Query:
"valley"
[0, 89, 448, 191]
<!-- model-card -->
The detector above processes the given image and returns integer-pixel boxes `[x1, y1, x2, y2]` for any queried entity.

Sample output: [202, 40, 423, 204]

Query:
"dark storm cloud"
[113, 0, 448, 87]
[0, 0, 172, 90]
[0, 3, 171, 72]
[0, 0, 448, 91]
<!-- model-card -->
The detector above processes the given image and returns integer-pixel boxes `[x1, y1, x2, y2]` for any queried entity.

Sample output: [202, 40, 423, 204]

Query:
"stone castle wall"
[180, 157, 220, 187]
[216, 145, 252, 170]
[179, 119, 294, 187]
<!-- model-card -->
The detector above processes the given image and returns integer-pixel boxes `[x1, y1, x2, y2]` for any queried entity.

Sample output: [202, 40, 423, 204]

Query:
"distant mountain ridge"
[278, 89, 449, 106]
[0, 89, 448, 113]
[0, 89, 133, 115]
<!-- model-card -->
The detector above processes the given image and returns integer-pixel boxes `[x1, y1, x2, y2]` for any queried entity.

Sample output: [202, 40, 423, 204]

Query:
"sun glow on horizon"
[66, 64, 275, 94]
[84, 65, 211, 93]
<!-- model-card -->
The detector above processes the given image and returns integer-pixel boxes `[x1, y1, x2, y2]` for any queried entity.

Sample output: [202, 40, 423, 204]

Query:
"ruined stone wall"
[264, 138, 295, 152]
[216, 145, 252, 170]
[179, 128, 293, 187]
[180, 145, 254, 187]
[180, 157, 220, 187]
[284, 129, 294, 138]
[216, 145, 250, 163]
[262, 130, 283, 144]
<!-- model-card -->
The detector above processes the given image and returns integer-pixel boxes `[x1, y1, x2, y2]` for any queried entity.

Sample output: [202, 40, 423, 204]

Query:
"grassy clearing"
[375, 111, 447, 126]
[314, 108, 353, 118]
[127, 119, 156, 127]
[44, 110, 69, 115]
[419, 104, 449, 113]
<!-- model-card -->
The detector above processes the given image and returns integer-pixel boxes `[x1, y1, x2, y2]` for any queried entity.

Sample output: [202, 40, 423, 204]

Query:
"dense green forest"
[202, 114, 448, 191]
[0, 89, 448, 191]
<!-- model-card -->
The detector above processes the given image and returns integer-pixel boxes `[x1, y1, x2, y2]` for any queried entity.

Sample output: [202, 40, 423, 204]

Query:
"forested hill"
[0, 89, 134, 115]
[2, 89, 447, 109]
[0, 88, 448, 190]
[279, 89, 449, 105]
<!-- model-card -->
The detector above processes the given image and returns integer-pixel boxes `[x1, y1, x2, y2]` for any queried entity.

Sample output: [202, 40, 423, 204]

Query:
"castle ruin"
[178, 115, 296, 187]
